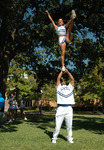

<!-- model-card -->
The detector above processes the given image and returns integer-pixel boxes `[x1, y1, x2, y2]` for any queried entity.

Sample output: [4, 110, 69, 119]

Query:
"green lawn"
[0, 113, 104, 150]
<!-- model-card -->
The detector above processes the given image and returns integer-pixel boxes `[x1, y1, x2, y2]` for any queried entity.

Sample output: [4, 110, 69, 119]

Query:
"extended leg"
[66, 19, 74, 44]
[66, 10, 76, 43]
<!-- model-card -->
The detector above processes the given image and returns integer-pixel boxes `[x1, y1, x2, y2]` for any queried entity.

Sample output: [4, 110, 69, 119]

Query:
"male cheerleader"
[52, 68, 75, 143]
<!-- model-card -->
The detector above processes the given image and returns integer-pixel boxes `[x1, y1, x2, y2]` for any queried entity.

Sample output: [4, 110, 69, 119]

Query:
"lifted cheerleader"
[45, 9, 76, 71]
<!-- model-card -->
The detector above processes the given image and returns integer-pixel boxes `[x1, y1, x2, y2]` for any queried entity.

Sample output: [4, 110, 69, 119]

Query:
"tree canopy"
[0, 0, 104, 108]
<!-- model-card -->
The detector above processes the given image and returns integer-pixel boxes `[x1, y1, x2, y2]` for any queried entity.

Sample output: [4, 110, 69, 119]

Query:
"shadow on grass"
[0, 113, 30, 132]
[73, 115, 104, 135]
[1, 113, 104, 137]
[0, 120, 23, 132]
[0, 113, 54, 133]
[26, 113, 66, 141]
[38, 126, 67, 141]
[26, 113, 104, 135]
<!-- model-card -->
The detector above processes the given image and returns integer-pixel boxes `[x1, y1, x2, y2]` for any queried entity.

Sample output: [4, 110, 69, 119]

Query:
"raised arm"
[45, 10, 57, 30]
[56, 70, 63, 86]
[65, 68, 74, 87]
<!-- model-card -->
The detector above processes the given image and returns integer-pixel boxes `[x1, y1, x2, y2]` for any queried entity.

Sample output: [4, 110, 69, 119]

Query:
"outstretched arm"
[45, 10, 57, 30]
[56, 70, 63, 86]
[65, 68, 74, 87]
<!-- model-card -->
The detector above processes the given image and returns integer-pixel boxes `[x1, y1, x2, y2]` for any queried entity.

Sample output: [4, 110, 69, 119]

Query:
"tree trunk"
[0, 50, 10, 112]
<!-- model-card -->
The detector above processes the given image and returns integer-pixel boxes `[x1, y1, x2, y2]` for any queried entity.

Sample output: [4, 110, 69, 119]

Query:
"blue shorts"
[64, 38, 69, 46]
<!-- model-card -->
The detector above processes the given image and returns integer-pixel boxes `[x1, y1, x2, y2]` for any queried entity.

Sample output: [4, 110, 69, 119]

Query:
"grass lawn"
[0, 112, 104, 150]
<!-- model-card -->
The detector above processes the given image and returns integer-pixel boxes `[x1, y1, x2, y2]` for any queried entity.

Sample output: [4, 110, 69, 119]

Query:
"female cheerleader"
[45, 10, 76, 71]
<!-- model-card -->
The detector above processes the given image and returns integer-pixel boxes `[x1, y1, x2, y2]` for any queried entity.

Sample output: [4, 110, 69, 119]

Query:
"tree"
[77, 58, 104, 105]
[6, 60, 32, 100]
[0, 0, 60, 99]
[41, 82, 56, 101]
[0, 0, 104, 112]
[0, 0, 32, 98]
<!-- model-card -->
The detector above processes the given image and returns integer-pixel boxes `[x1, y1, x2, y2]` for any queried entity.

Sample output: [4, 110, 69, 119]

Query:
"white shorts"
[58, 37, 68, 45]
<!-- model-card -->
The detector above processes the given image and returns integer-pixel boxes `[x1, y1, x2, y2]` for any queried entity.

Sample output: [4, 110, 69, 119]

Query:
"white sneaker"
[67, 138, 74, 144]
[8, 119, 13, 123]
[52, 139, 56, 143]
[24, 117, 27, 120]
[71, 10, 76, 20]
[62, 66, 65, 71]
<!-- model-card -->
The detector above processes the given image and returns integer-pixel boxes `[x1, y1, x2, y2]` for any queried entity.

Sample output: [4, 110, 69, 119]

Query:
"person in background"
[14, 96, 19, 120]
[8, 93, 15, 122]
[20, 94, 27, 120]
[0, 93, 5, 112]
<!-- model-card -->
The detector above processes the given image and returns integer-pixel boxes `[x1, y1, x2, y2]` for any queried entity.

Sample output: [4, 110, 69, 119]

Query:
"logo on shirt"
[57, 91, 73, 98]
[61, 86, 70, 91]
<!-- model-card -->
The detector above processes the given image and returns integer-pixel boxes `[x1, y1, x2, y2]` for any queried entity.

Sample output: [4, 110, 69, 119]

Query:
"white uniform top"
[56, 83, 75, 105]
[56, 25, 66, 36]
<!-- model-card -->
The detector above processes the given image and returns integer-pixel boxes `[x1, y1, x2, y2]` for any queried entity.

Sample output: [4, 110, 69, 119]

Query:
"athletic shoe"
[8, 119, 13, 123]
[24, 117, 27, 120]
[52, 139, 56, 143]
[67, 138, 74, 143]
[70, 10, 76, 20]
[62, 66, 65, 71]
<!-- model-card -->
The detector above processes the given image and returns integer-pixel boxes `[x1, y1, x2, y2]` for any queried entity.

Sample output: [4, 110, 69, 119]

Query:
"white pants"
[52, 106, 73, 141]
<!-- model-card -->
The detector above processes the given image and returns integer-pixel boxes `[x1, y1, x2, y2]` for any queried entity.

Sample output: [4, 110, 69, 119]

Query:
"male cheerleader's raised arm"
[65, 68, 74, 87]
[56, 70, 63, 86]
[45, 10, 57, 30]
